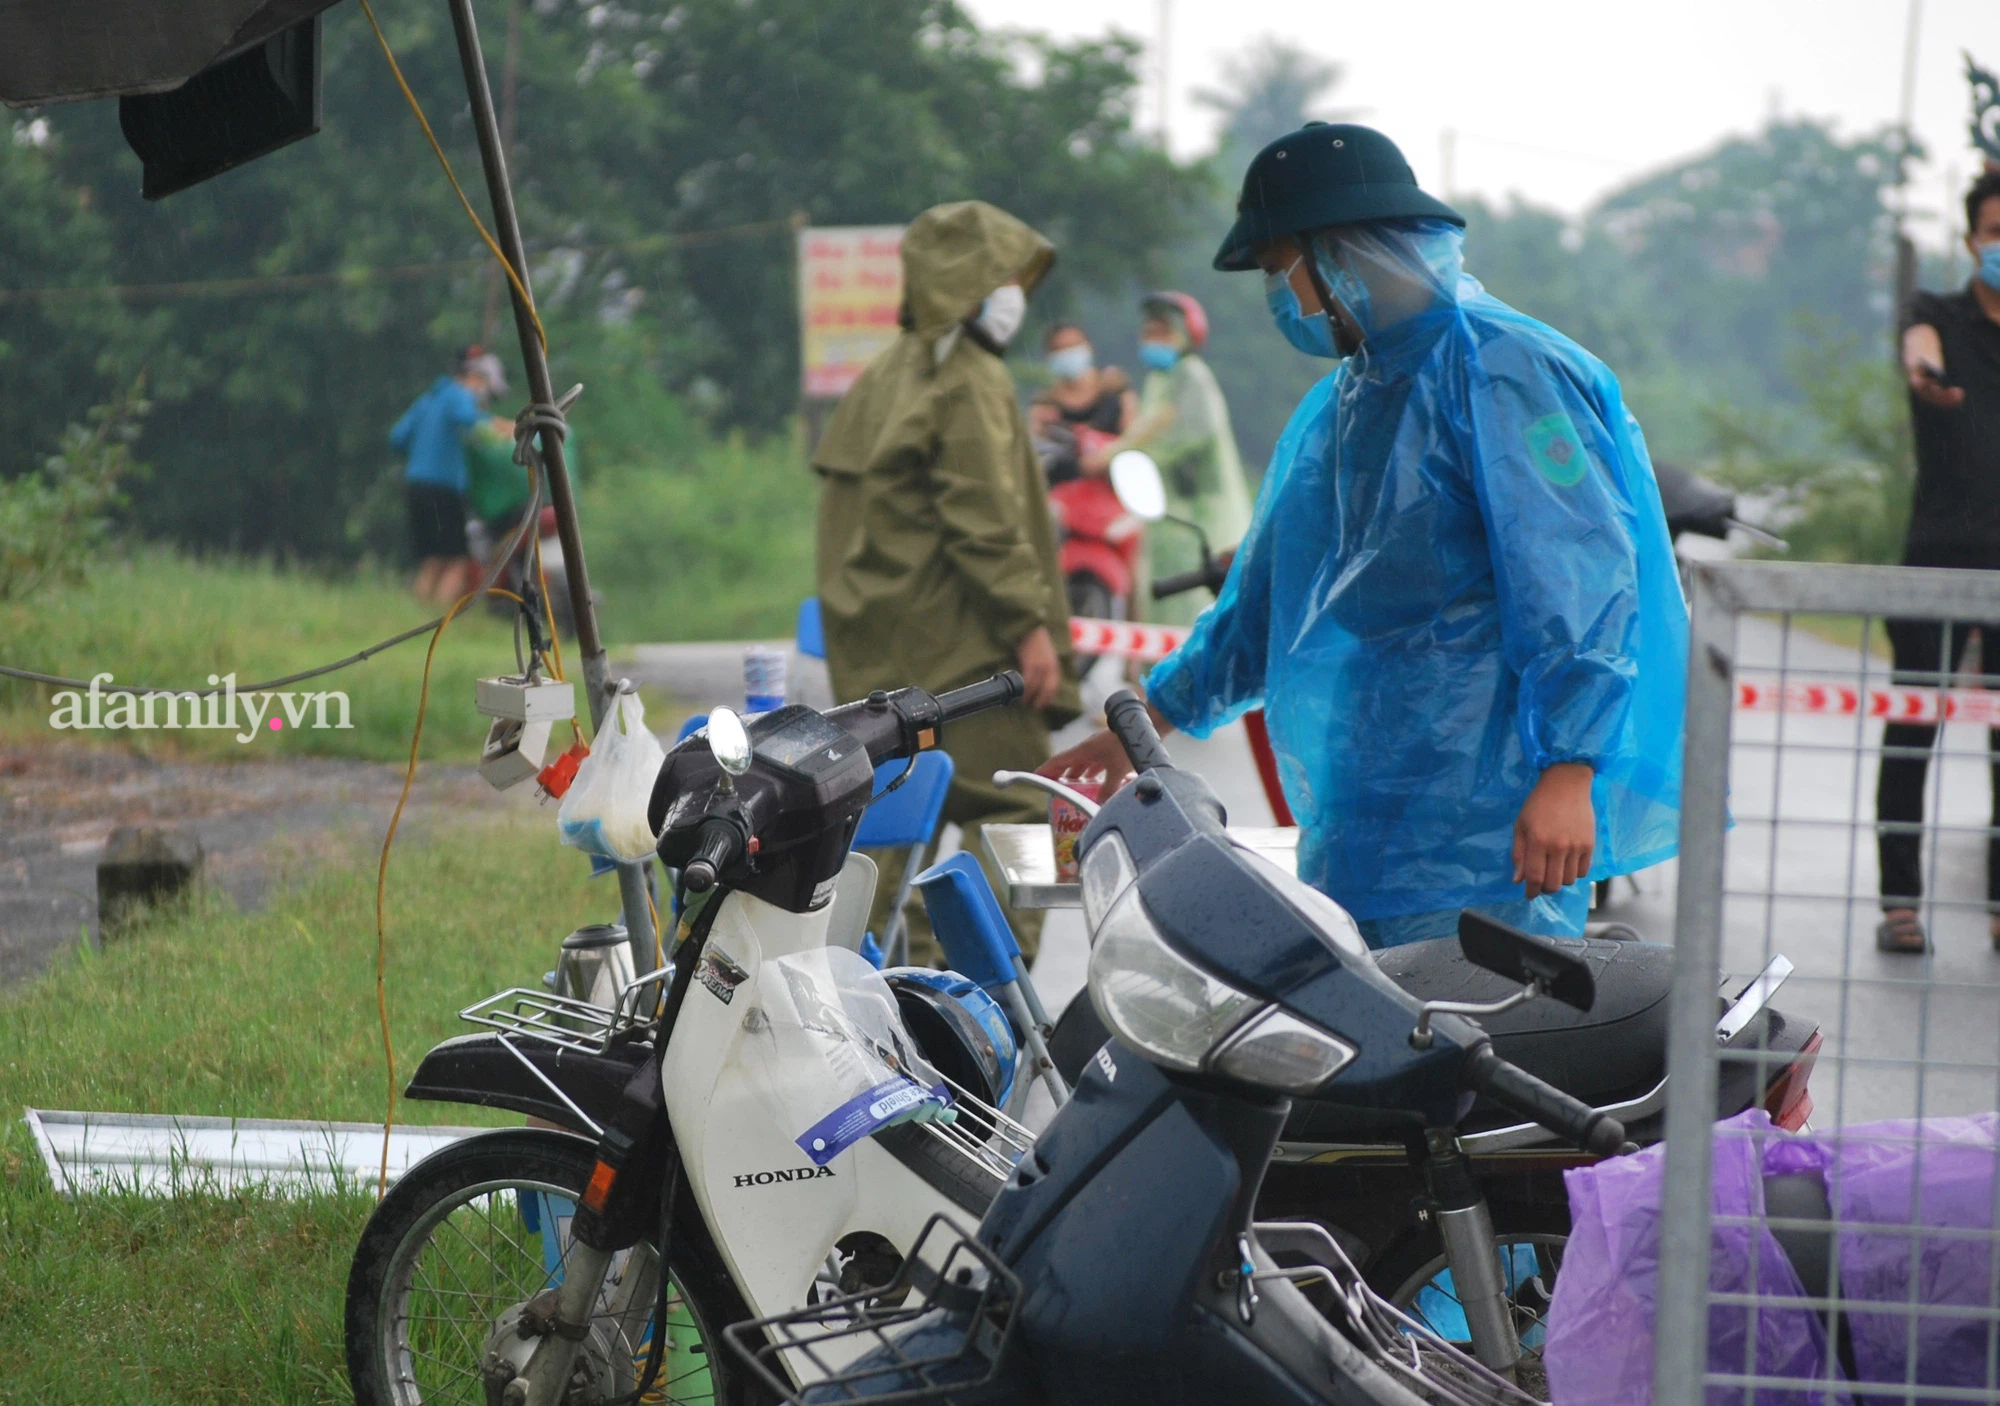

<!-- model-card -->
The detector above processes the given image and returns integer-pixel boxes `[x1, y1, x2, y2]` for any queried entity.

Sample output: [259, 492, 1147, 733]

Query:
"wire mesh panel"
[1655, 561, 2000, 1406]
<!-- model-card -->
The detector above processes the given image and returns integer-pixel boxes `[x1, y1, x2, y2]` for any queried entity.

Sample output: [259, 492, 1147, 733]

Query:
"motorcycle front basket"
[721, 1214, 1019, 1404]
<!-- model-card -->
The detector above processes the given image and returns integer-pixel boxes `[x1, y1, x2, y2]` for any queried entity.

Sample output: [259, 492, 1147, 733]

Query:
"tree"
[0, 0, 1199, 558]
[1193, 38, 1349, 166]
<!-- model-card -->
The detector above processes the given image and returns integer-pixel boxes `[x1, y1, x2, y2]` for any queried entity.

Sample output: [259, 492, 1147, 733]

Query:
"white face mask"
[974, 284, 1027, 347]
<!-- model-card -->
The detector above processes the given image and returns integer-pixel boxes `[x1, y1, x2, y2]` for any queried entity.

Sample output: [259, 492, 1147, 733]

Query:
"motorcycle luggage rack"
[723, 1213, 1020, 1404]
[457, 966, 672, 1056]
[915, 1074, 1036, 1187]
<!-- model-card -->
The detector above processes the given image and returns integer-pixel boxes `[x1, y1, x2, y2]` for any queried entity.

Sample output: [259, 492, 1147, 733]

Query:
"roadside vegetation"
[0, 815, 612, 1401]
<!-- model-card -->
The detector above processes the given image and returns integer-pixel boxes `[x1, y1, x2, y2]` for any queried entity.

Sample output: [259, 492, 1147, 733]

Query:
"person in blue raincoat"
[1044, 123, 1686, 946]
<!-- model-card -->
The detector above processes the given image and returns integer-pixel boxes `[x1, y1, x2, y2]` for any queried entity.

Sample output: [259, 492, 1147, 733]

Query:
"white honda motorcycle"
[344, 674, 1055, 1405]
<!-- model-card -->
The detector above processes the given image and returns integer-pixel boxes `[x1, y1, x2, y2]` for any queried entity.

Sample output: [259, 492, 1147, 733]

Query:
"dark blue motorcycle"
[722, 691, 1639, 1406]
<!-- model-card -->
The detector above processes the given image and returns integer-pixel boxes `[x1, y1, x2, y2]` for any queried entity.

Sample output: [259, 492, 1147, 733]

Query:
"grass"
[0, 549, 531, 763]
[0, 426, 818, 763]
[0, 814, 629, 1401]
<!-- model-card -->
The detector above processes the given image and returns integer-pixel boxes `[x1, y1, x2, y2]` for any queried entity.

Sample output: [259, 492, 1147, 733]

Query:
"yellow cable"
[373, 586, 508, 1195]
[358, 0, 547, 354]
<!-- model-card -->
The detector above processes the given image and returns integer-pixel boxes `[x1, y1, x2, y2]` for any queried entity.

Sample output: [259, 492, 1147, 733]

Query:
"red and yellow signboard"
[798, 225, 905, 399]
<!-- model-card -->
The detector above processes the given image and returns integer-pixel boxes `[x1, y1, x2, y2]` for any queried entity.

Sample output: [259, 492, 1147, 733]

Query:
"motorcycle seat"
[1374, 934, 1674, 1125]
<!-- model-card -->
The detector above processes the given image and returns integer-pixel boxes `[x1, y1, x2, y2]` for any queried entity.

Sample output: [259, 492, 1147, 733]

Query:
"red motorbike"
[1042, 425, 1145, 659]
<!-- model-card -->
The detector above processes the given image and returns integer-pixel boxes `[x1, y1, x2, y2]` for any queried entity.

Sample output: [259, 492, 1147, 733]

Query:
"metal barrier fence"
[1655, 560, 2000, 1405]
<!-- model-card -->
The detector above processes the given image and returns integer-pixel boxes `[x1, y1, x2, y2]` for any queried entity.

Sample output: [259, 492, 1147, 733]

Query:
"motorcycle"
[724, 694, 1658, 1405]
[344, 674, 1063, 1406]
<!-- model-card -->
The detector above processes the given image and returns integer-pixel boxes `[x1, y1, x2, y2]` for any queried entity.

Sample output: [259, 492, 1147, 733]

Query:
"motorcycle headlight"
[1087, 883, 1259, 1071]
[1212, 1008, 1356, 1094]
[1080, 832, 1138, 933]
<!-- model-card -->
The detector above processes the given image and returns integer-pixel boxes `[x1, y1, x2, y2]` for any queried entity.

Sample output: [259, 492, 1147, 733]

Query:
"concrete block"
[97, 825, 204, 931]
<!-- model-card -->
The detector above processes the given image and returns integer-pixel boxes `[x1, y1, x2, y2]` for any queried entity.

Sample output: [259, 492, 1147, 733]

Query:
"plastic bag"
[556, 691, 665, 862]
[735, 946, 954, 1168]
[1547, 1109, 2000, 1404]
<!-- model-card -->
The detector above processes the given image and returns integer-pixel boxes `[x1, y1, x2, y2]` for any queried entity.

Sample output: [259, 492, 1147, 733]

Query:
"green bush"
[0, 380, 147, 601]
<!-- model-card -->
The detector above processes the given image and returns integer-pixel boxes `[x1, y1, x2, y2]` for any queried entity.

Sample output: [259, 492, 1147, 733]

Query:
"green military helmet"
[1213, 122, 1463, 272]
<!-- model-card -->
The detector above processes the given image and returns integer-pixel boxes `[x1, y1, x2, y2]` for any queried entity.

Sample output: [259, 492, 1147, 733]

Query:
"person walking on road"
[1096, 292, 1254, 627]
[1875, 169, 2000, 954]
[814, 200, 1081, 965]
[392, 345, 508, 604]
[1043, 123, 1687, 949]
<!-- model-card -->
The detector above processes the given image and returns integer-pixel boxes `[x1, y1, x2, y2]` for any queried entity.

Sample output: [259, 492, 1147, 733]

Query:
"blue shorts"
[1353, 882, 1591, 951]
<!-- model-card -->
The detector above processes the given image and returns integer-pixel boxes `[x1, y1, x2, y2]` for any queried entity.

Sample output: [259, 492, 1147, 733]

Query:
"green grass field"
[0, 815, 625, 1402]
[0, 550, 536, 764]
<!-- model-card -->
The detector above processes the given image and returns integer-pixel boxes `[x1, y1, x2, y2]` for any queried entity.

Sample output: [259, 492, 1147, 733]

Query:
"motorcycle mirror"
[706, 707, 754, 779]
[1457, 912, 1596, 1012]
[1109, 451, 1167, 522]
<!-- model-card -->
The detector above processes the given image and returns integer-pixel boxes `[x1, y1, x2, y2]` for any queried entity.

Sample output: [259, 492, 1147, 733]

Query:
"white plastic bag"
[737, 947, 955, 1167]
[557, 691, 666, 862]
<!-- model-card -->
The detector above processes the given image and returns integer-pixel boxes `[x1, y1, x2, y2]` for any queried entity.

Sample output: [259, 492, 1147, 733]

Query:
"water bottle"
[743, 645, 788, 715]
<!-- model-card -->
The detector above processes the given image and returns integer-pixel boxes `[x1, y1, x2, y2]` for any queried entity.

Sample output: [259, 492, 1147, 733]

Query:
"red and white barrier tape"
[1738, 678, 2000, 726]
[1068, 617, 1188, 664]
[1067, 617, 1997, 724]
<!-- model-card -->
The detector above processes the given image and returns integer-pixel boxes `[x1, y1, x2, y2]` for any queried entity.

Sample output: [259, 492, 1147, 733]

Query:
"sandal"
[1876, 910, 1929, 954]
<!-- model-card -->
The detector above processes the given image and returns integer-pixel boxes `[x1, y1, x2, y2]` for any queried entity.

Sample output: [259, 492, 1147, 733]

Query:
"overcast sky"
[962, 0, 1999, 247]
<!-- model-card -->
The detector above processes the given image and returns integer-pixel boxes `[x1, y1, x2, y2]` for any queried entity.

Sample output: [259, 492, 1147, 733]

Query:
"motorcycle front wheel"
[1371, 1204, 1570, 1402]
[345, 1127, 767, 1406]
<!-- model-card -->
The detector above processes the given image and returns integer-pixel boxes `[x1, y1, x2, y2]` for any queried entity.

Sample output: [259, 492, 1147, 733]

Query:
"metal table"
[982, 823, 1300, 909]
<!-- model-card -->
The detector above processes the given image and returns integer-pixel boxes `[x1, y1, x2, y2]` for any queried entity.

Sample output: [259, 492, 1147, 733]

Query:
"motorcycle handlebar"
[1104, 689, 1175, 774]
[680, 817, 743, 894]
[1463, 1044, 1628, 1157]
[1151, 563, 1229, 601]
[935, 671, 1025, 724]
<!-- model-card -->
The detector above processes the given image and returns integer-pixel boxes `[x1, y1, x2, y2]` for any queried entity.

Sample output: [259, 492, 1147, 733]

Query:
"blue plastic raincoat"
[1146, 220, 1685, 923]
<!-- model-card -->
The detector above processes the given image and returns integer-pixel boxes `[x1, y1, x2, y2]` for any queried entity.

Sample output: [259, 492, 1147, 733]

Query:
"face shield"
[1305, 218, 1466, 344]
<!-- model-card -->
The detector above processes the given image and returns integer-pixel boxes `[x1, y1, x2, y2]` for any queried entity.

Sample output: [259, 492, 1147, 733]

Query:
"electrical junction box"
[476, 675, 575, 723]
[480, 717, 557, 791]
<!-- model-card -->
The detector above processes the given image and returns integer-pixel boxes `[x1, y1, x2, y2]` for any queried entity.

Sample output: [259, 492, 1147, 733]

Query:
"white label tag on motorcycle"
[794, 1077, 952, 1166]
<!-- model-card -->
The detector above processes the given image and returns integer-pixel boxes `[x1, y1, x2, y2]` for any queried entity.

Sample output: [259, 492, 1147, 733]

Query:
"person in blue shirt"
[1044, 124, 1686, 947]
[391, 346, 508, 603]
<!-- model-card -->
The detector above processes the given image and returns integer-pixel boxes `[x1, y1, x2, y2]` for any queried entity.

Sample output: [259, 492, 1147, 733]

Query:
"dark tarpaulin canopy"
[0, 0, 344, 198]
[0, 0, 340, 107]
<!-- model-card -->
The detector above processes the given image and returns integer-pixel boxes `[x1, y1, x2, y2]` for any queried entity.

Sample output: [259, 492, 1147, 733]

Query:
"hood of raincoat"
[812, 202, 1077, 723]
[1146, 217, 1686, 922]
[899, 201, 1055, 343]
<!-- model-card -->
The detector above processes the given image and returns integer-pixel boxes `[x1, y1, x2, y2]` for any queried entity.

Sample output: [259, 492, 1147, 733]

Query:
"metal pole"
[445, 0, 657, 975]
[1652, 562, 1738, 1406]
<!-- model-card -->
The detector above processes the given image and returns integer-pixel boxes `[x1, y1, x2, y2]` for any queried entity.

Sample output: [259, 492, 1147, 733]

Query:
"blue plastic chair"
[913, 852, 1066, 1109]
[795, 598, 826, 661]
[854, 751, 955, 966]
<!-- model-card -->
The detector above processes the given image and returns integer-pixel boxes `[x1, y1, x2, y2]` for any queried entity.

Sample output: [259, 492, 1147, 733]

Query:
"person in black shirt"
[1027, 322, 1134, 485]
[1876, 168, 2000, 952]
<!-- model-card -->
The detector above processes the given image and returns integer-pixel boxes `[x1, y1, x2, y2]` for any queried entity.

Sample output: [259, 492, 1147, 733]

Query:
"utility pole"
[1892, 0, 1925, 356]
[1156, 0, 1172, 150]
[479, 0, 524, 346]
[1439, 127, 1457, 199]
[446, 0, 658, 978]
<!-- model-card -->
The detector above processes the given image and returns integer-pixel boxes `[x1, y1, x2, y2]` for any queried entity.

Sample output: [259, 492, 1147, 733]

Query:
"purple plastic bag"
[1546, 1110, 2000, 1405]
[1546, 1110, 1843, 1405]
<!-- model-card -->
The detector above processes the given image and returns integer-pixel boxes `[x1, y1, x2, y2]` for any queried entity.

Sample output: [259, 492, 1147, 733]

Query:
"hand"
[1903, 324, 1964, 410]
[1215, 546, 1237, 573]
[1015, 626, 1063, 709]
[1038, 727, 1135, 795]
[1907, 358, 1965, 410]
[1513, 763, 1595, 899]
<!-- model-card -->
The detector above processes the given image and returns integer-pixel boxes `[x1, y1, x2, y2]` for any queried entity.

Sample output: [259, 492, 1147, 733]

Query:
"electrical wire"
[374, 585, 492, 1194]
[357, 0, 547, 354]
[0, 219, 796, 308]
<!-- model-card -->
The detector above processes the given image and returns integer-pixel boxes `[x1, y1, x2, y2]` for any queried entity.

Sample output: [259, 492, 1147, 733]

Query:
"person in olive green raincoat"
[813, 200, 1082, 964]
[1106, 291, 1253, 628]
